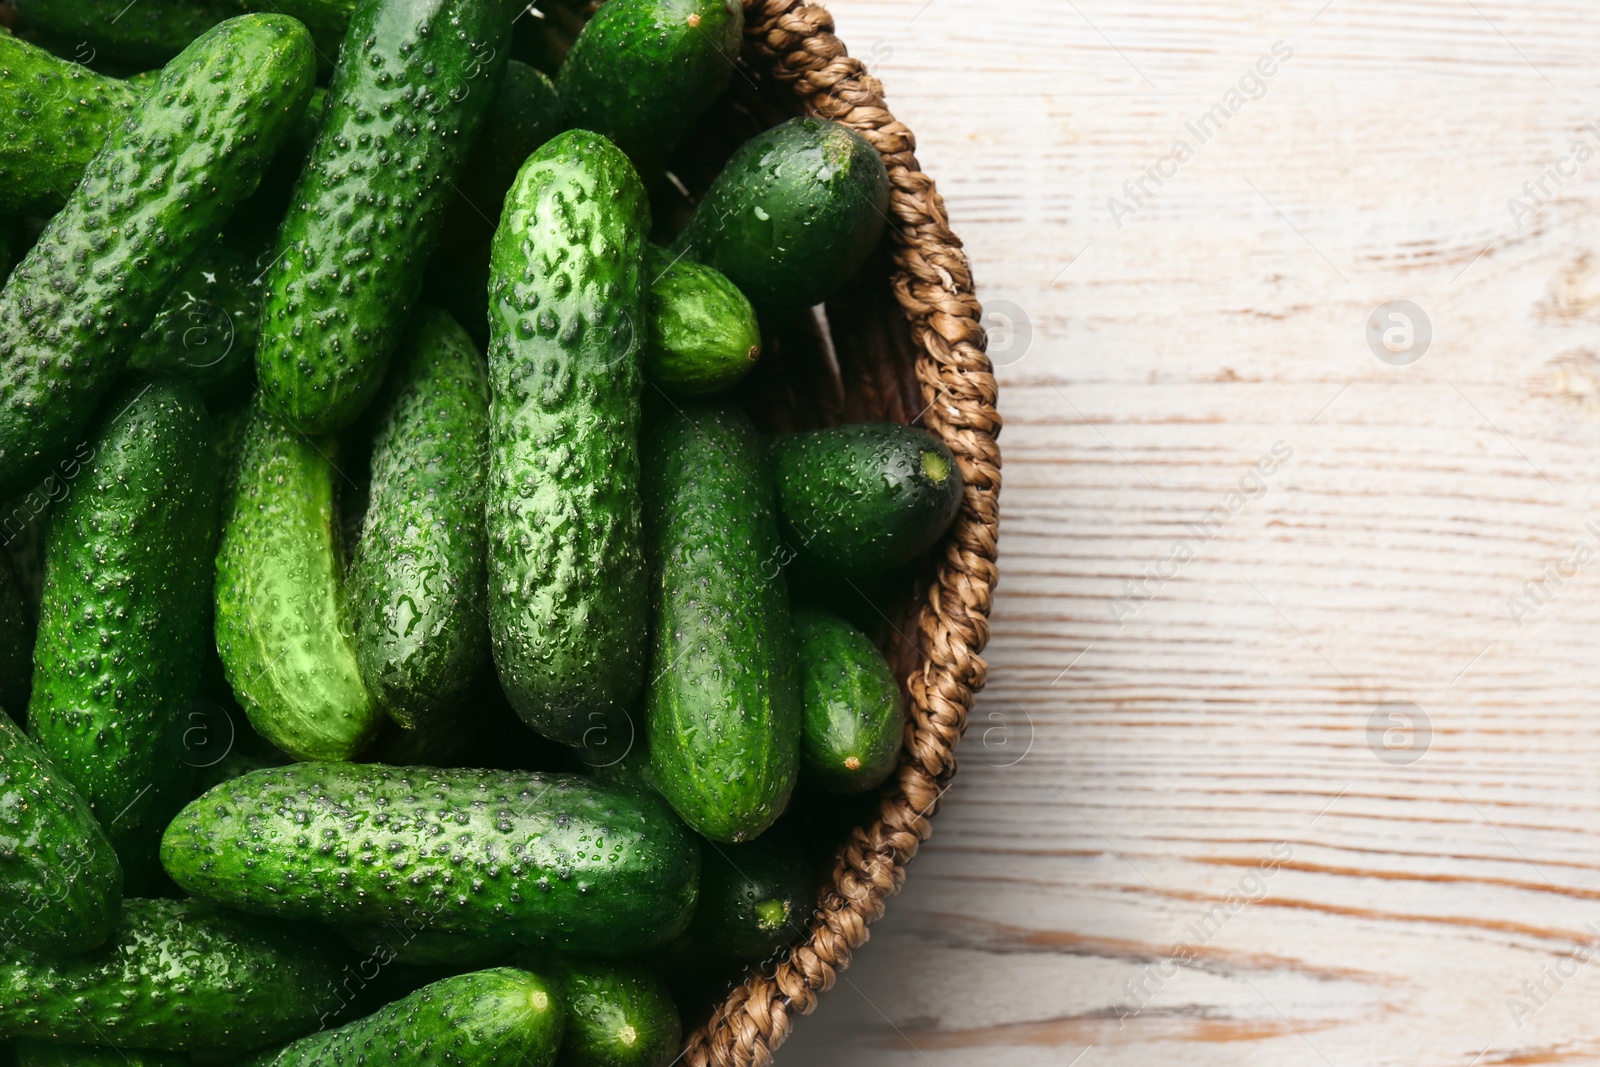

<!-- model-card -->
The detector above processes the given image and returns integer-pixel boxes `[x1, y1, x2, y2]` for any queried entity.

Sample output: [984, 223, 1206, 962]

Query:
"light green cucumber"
[642, 244, 761, 396]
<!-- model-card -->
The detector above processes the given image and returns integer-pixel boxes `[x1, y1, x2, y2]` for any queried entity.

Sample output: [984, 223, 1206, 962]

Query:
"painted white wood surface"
[780, 2, 1600, 1065]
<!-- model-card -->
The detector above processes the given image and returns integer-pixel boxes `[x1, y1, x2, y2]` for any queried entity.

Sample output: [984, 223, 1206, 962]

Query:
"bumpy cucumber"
[794, 608, 903, 793]
[542, 958, 680, 1067]
[162, 764, 700, 952]
[557, 0, 741, 172]
[347, 305, 489, 730]
[28, 378, 216, 888]
[256, 0, 511, 434]
[487, 129, 650, 746]
[240, 967, 564, 1067]
[214, 401, 380, 761]
[0, 708, 121, 954]
[0, 14, 315, 502]
[643, 402, 799, 842]
[0, 34, 138, 216]
[0, 552, 30, 715]
[643, 245, 761, 396]
[673, 117, 890, 320]
[770, 422, 963, 576]
[17, 1043, 188, 1066]
[0, 897, 347, 1053]
[688, 831, 814, 959]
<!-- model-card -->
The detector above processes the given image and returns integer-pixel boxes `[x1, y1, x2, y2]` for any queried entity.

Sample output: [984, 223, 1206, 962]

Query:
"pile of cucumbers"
[0, 0, 966, 1063]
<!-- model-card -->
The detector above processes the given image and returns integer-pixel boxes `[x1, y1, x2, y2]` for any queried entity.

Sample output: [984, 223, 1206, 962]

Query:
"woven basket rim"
[684, 2, 1002, 1064]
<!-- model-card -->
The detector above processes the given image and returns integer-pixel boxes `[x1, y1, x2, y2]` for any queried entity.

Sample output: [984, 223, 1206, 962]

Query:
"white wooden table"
[781, 2, 1600, 1064]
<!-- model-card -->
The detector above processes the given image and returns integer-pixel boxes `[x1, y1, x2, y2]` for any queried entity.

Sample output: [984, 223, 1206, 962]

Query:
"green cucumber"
[0, 34, 138, 216]
[16, 1043, 188, 1066]
[0, 897, 347, 1053]
[0, 14, 315, 501]
[239, 967, 564, 1067]
[346, 306, 489, 731]
[794, 608, 903, 794]
[672, 117, 890, 321]
[161, 764, 701, 952]
[543, 959, 680, 1067]
[643, 245, 761, 396]
[487, 129, 650, 746]
[0, 708, 121, 954]
[214, 401, 381, 761]
[556, 0, 742, 172]
[0, 551, 31, 715]
[770, 422, 963, 576]
[256, 0, 512, 434]
[689, 832, 814, 959]
[27, 378, 216, 888]
[642, 401, 799, 842]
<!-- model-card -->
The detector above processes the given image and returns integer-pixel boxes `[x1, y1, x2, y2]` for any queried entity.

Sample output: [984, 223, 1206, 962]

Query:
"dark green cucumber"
[541, 959, 680, 1067]
[239, 967, 564, 1067]
[161, 764, 701, 952]
[16, 1043, 188, 1066]
[256, 0, 511, 434]
[689, 832, 814, 959]
[487, 129, 650, 746]
[770, 422, 963, 576]
[0, 34, 138, 216]
[0, 897, 347, 1053]
[214, 401, 381, 761]
[27, 378, 216, 888]
[643, 245, 761, 396]
[0, 708, 121, 954]
[794, 608, 903, 793]
[557, 0, 741, 172]
[347, 306, 489, 731]
[642, 402, 799, 842]
[0, 552, 31, 715]
[0, 14, 315, 502]
[672, 117, 890, 321]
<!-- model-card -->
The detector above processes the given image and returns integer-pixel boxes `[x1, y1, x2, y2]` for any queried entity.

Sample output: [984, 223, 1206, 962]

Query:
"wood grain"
[780, 1, 1600, 1064]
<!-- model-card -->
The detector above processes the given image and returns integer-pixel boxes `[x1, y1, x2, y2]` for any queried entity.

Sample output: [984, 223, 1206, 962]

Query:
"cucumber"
[688, 832, 814, 959]
[643, 245, 761, 397]
[16, 1043, 188, 1066]
[769, 422, 964, 576]
[794, 608, 903, 794]
[0, 14, 315, 502]
[161, 764, 701, 952]
[238, 967, 564, 1067]
[0, 34, 139, 216]
[214, 401, 381, 761]
[0, 552, 31, 715]
[642, 401, 799, 843]
[540, 959, 680, 1067]
[256, 0, 512, 434]
[346, 306, 489, 731]
[487, 129, 650, 746]
[556, 0, 742, 172]
[0, 897, 348, 1053]
[27, 377, 217, 889]
[672, 117, 890, 321]
[0, 708, 121, 953]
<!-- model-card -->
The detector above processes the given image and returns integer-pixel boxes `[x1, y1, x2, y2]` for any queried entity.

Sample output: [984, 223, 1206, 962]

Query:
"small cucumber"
[793, 608, 903, 793]
[28, 377, 217, 888]
[161, 764, 701, 953]
[347, 306, 489, 732]
[214, 401, 380, 761]
[0, 551, 31, 715]
[672, 117, 890, 321]
[0, 34, 139, 216]
[643, 245, 761, 396]
[16, 1043, 188, 1066]
[0, 14, 315, 501]
[487, 129, 650, 746]
[557, 0, 742, 172]
[688, 831, 814, 959]
[0, 708, 121, 954]
[0, 897, 348, 1054]
[643, 401, 799, 843]
[239, 968, 565, 1067]
[770, 422, 963, 577]
[541, 958, 680, 1067]
[256, 0, 512, 433]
